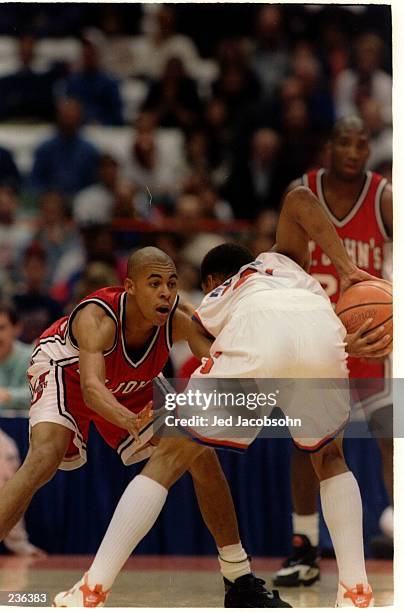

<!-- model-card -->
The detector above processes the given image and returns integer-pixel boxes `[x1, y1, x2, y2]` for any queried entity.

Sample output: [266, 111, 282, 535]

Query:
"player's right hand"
[339, 267, 381, 294]
[124, 402, 154, 440]
[345, 318, 391, 358]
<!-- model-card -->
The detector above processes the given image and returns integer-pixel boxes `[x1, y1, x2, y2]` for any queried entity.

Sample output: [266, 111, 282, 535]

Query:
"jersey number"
[313, 273, 338, 299]
[200, 352, 222, 374]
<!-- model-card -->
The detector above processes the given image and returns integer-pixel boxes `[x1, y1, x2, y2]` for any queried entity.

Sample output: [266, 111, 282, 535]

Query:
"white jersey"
[195, 252, 330, 338]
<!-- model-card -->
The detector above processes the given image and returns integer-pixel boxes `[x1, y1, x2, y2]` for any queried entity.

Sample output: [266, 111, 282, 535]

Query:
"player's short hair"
[200, 243, 253, 284]
[0, 300, 19, 325]
[331, 116, 370, 141]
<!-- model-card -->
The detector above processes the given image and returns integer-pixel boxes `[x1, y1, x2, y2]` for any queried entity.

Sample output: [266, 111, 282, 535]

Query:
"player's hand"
[123, 402, 153, 440]
[345, 318, 392, 358]
[339, 267, 380, 294]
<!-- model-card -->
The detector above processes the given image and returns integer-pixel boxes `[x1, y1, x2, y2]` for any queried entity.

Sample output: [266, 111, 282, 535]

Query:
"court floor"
[0, 555, 393, 607]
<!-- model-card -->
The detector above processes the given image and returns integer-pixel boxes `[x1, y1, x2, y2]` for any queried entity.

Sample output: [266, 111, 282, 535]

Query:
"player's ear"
[201, 274, 213, 294]
[124, 277, 135, 295]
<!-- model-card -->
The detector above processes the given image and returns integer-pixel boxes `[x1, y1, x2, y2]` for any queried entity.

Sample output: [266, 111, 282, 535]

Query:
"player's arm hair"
[72, 305, 135, 428]
[380, 183, 392, 238]
[171, 309, 213, 359]
[275, 186, 357, 277]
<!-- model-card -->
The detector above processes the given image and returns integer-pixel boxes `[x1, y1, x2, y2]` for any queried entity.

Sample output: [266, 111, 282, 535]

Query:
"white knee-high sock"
[320, 471, 368, 587]
[88, 475, 168, 589]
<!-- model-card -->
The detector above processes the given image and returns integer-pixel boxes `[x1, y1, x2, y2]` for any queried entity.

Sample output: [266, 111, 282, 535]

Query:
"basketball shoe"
[53, 573, 110, 607]
[224, 574, 292, 607]
[272, 534, 320, 587]
[335, 582, 374, 607]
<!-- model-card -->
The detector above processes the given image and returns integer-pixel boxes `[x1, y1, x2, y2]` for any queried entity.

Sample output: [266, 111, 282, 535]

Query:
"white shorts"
[177, 292, 350, 452]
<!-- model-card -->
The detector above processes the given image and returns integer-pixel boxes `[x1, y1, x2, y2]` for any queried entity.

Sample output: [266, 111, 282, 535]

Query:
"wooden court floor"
[0, 555, 393, 607]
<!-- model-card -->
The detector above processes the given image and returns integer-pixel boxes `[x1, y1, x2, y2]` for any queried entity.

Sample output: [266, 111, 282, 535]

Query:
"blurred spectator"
[248, 209, 278, 257]
[93, 7, 137, 79]
[73, 154, 122, 225]
[133, 5, 202, 79]
[58, 35, 123, 126]
[142, 56, 201, 130]
[334, 33, 392, 124]
[30, 98, 99, 196]
[175, 194, 224, 267]
[203, 97, 233, 181]
[277, 97, 324, 187]
[318, 23, 350, 81]
[0, 186, 33, 291]
[12, 245, 63, 344]
[185, 175, 233, 222]
[0, 146, 21, 192]
[0, 300, 46, 557]
[213, 39, 261, 124]
[374, 160, 392, 184]
[249, 5, 290, 99]
[34, 191, 81, 287]
[223, 128, 283, 218]
[122, 112, 186, 207]
[291, 46, 335, 133]
[0, 34, 65, 121]
[360, 98, 392, 171]
[69, 261, 119, 308]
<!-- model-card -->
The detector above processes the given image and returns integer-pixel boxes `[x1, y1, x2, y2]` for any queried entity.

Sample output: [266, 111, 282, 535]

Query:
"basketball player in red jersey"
[273, 116, 393, 588]
[0, 246, 288, 608]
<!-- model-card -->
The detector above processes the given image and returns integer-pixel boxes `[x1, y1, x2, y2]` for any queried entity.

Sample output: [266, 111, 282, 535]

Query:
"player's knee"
[310, 440, 346, 480]
[24, 443, 62, 486]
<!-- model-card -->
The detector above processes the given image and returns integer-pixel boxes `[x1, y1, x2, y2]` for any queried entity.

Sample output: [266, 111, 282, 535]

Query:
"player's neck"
[125, 298, 156, 341]
[325, 169, 366, 195]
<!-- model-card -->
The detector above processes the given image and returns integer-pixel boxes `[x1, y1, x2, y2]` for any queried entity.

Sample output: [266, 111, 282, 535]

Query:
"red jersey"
[303, 168, 390, 380]
[32, 286, 178, 413]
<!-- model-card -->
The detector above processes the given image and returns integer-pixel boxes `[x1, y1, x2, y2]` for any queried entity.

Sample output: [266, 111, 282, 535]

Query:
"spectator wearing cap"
[30, 98, 99, 196]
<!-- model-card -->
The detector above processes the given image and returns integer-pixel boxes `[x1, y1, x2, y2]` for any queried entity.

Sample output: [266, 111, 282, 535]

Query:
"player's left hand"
[340, 267, 381, 294]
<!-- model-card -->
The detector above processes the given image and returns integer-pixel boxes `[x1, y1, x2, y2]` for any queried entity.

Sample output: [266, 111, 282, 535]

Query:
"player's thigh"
[27, 422, 72, 468]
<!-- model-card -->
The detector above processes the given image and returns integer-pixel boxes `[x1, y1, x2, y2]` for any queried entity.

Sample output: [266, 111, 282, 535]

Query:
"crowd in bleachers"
[0, 3, 392, 373]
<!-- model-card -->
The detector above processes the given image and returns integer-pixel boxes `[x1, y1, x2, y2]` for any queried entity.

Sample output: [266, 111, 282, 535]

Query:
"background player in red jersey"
[273, 116, 393, 588]
[0, 246, 287, 608]
[55, 185, 381, 608]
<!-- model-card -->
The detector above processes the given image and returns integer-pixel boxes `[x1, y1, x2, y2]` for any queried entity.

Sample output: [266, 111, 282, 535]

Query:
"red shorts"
[28, 358, 159, 470]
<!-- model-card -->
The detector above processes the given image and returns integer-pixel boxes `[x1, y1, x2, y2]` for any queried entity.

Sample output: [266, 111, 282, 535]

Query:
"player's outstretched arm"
[72, 304, 149, 438]
[276, 186, 377, 290]
[171, 309, 213, 359]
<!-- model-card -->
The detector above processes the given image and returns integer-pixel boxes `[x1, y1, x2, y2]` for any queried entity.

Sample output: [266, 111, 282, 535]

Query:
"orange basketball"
[335, 279, 393, 340]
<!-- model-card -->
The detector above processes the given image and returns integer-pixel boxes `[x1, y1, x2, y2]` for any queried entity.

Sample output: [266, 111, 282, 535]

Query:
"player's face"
[0, 314, 18, 362]
[125, 263, 178, 326]
[330, 129, 370, 180]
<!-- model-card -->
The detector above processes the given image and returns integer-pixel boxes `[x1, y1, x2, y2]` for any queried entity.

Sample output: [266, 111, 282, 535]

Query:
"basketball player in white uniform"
[55, 186, 386, 607]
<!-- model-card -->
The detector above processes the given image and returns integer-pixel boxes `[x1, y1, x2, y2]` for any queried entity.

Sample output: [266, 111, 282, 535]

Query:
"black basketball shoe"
[272, 534, 320, 587]
[224, 573, 292, 607]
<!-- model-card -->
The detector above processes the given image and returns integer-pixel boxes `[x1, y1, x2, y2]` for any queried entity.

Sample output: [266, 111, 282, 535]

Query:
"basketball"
[335, 279, 393, 339]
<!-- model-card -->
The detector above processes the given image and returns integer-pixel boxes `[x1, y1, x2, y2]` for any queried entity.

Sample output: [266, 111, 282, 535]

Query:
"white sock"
[292, 512, 319, 547]
[218, 543, 251, 582]
[379, 505, 394, 539]
[320, 471, 367, 587]
[88, 475, 168, 590]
